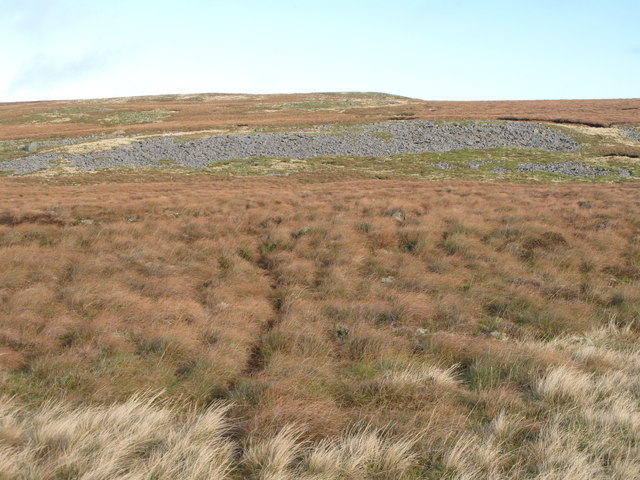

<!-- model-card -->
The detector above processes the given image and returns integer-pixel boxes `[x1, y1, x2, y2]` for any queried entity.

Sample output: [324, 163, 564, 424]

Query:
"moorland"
[0, 93, 639, 479]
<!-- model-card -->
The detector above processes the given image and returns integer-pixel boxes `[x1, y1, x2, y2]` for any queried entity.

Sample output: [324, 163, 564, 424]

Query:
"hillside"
[1, 93, 639, 142]
[0, 93, 639, 181]
[0, 94, 639, 479]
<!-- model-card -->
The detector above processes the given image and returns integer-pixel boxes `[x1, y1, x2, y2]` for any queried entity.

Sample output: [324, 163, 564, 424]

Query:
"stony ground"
[1, 120, 582, 175]
[1, 119, 639, 179]
[621, 126, 640, 142]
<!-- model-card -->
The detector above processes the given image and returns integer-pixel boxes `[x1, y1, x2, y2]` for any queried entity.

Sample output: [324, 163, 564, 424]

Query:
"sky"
[1, 0, 638, 102]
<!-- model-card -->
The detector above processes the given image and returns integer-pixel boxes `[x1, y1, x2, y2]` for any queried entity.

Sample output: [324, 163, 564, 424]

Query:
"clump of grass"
[242, 424, 305, 477]
[383, 361, 461, 388]
[305, 427, 419, 478]
[0, 396, 235, 479]
[398, 230, 427, 254]
[355, 221, 372, 234]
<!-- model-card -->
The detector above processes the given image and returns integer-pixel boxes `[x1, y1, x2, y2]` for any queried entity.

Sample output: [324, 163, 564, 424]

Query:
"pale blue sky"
[1, 0, 638, 102]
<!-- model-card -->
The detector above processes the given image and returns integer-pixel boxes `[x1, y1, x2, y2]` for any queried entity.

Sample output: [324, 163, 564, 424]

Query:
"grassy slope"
[1, 93, 639, 183]
[0, 93, 639, 478]
[0, 178, 639, 479]
[1, 92, 639, 141]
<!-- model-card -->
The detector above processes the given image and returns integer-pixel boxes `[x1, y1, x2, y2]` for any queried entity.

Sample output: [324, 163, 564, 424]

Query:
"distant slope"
[0, 92, 638, 140]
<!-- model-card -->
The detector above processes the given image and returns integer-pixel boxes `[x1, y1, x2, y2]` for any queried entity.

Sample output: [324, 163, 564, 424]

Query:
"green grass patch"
[0, 108, 176, 127]
[372, 131, 393, 141]
[99, 110, 176, 125]
[201, 147, 638, 183]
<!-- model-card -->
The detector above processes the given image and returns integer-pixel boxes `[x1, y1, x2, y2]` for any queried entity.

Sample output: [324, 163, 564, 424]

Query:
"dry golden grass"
[0, 176, 639, 478]
[0, 396, 423, 480]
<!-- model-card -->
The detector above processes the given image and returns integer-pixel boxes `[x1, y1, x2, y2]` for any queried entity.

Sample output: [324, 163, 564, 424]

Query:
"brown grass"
[0, 176, 639, 478]
[1, 93, 638, 141]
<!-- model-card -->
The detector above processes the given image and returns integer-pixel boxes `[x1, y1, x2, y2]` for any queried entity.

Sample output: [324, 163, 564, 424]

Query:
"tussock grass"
[383, 361, 461, 388]
[0, 177, 638, 478]
[0, 396, 235, 480]
[0, 397, 421, 480]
